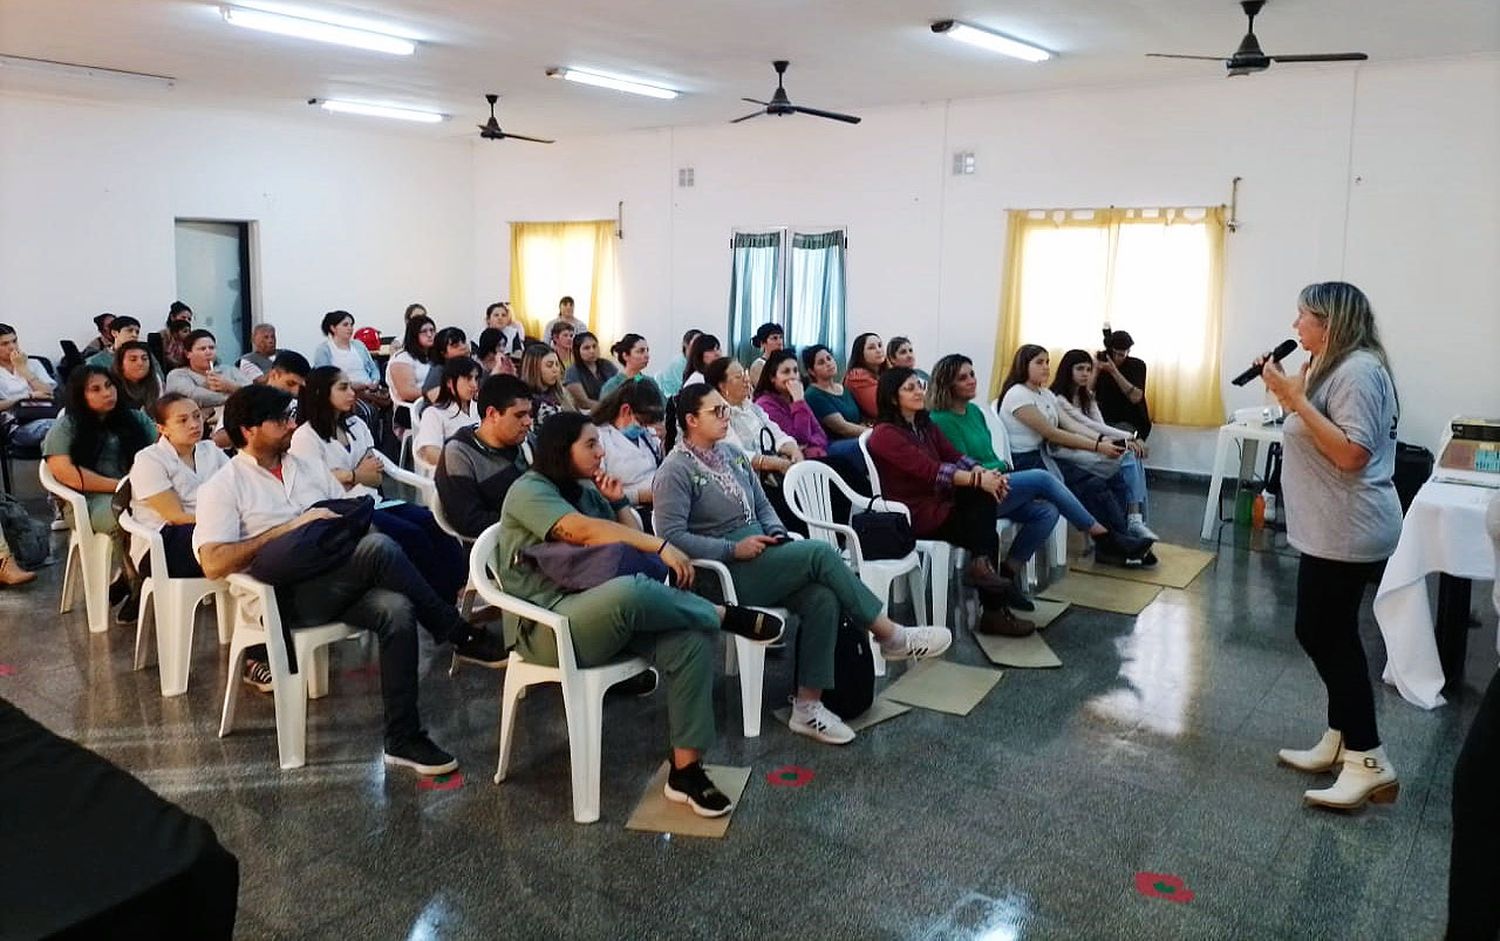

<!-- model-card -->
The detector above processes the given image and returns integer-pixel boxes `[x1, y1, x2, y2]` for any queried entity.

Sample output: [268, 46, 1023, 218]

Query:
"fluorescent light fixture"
[0, 54, 176, 89]
[546, 67, 678, 99]
[221, 5, 416, 55]
[930, 20, 1052, 62]
[314, 99, 445, 123]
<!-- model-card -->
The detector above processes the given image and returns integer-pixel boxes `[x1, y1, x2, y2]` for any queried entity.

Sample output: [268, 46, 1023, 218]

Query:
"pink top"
[754, 393, 828, 458]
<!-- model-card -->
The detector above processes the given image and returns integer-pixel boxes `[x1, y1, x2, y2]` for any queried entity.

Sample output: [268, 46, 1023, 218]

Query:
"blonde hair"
[927, 354, 972, 414]
[1298, 282, 1395, 404]
[520, 343, 577, 411]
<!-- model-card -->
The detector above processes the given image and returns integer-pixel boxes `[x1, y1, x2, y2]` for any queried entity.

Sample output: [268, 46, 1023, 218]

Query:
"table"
[1199, 420, 1285, 540]
[1374, 480, 1498, 709]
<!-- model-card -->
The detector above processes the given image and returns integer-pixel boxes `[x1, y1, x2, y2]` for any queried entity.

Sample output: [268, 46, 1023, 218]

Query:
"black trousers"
[281, 533, 466, 745]
[1294, 553, 1383, 752]
[933, 488, 1001, 564]
[1448, 669, 1500, 940]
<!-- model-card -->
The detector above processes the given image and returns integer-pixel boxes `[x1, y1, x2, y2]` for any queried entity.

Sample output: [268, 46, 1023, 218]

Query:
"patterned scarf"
[678, 439, 754, 523]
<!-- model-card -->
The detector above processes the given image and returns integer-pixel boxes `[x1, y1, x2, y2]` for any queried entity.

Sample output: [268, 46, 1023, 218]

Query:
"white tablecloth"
[1374, 481, 1498, 709]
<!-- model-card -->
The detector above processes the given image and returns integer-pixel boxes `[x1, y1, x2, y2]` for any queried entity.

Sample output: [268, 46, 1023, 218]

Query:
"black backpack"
[0, 493, 51, 569]
[802, 615, 875, 720]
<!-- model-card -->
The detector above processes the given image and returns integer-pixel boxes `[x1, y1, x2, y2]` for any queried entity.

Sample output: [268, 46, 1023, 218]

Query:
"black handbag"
[757, 426, 784, 491]
[9, 399, 61, 424]
[850, 496, 916, 560]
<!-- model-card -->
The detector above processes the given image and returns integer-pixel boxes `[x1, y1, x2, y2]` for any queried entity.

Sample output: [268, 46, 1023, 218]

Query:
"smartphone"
[374, 498, 407, 510]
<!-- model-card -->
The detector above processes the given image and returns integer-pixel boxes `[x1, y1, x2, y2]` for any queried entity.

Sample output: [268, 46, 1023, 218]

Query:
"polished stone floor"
[1, 478, 1491, 940]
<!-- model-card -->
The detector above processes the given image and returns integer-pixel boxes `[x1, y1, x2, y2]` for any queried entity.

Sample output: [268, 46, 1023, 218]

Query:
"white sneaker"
[1126, 514, 1159, 541]
[1277, 729, 1342, 772]
[880, 625, 952, 662]
[1303, 745, 1399, 810]
[789, 698, 856, 745]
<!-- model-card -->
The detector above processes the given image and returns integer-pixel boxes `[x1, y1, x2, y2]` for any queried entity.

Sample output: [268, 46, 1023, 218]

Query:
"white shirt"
[192, 452, 343, 560]
[999, 384, 1059, 454]
[595, 422, 661, 504]
[0, 363, 53, 401]
[725, 399, 793, 457]
[326, 342, 366, 378]
[414, 401, 479, 475]
[129, 437, 230, 532]
[682, 371, 705, 388]
[289, 417, 379, 500]
[386, 350, 425, 401]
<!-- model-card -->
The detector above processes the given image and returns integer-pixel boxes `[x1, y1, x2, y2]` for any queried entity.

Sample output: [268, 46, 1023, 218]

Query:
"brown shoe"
[0, 557, 37, 587]
[978, 607, 1035, 637]
[964, 559, 1011, 595]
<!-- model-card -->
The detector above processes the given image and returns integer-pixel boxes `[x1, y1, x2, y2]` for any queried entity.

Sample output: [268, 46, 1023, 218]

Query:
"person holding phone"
[1050, 349, 1155, 541]
[653, 383, 953, 746]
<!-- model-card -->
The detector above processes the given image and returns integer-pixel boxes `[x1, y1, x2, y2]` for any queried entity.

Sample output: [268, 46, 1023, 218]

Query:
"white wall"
[0, 94, 475, 358]
[474, 55, 1500, 473]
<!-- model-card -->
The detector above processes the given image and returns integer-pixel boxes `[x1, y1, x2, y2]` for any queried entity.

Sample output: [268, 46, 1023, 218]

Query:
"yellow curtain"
[508, 220, 620, 340]
[989, 206, 1226, 427]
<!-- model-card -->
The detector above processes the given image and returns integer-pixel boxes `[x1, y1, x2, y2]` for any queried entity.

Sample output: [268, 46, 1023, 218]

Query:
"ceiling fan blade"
[741, 98, 770, 106]
[1145, 53, 1228, 61]
[730, 110, 765, 123]
[789, 105, 861, 124]
[1269, 53, 1368, 63]
[503, 132, 555, 144]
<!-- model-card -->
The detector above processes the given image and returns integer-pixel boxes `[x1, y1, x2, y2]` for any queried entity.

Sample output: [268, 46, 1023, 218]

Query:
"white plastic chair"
[218, 572, 362, 770]
[690, 559, 784, 738]
[983, 405, 1069, 572]
[118, 508, 231, 697]
[856, 429, 951, 628]
[386, 359, 421, 470]
[39, 461, 115, 634]
[468, 522, 652, 825]
[782, 460, 926, 677]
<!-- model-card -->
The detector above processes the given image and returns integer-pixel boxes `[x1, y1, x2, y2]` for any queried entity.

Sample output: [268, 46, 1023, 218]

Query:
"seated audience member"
[746, 323, 784, 387]
[800, 344, 871, 484]
[194, 384, 505, 775]
[711, 357, 804, 470]
[564, 331, 618, 410]
[0, 529, 35, 587]
[236, 324, 282, 383]
[263, 351, 311, 399]
[414, 357, 481, 474]
[998, 345, 1155, 565]
[387, 314, 436, 405]
[476, 328, 518, 378]
[386, 302, 428, 356]
[886, 336, 929, 385]
[312, 311, 382, 392]
[113, 340, 162, 412]
[843, 332, 887, 421]
[292, 366, 464, 600]
[656, 329, 700, 398]
[680, 333, 722, 388]
[164, 330, 244, 410]
[149, 302, 193, 372]
[80, 313, 116, 358]
[422, 327, 471, 400]
[655, 383, 952, 742]
[86, 316, 142, 369]
[44, 366, 156, 618]
[543, 294, 580, 342]
[927, 353, 1153, 572]
[592, 380, 665, 516]
[868, 368, 1047, 636]
[549, 321, 576, 371]
[483, 302, 525, 360]
[436, 375, 532, 538]
[495, 410, 785, 817]
[1051, 349, 1155, 540]
[1093, 329, 1152, 439]
[0, 322, 59, 448]
[600, 333, 657, 398]
[520, 343, 577, 427]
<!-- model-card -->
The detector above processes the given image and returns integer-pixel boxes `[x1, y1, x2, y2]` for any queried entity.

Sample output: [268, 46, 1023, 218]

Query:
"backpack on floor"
[811, 615, 875, 720]
[0, 493, 51, 569]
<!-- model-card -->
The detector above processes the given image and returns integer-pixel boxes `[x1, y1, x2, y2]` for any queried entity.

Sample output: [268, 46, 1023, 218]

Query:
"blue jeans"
[1120, 451, 1148, 514]
[996, 469, 1096, 559]
[1058, 462, 1132, 534]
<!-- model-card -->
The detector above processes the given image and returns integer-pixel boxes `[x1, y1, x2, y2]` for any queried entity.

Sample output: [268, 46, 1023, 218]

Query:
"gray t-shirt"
[1281, 350, 1401, 562]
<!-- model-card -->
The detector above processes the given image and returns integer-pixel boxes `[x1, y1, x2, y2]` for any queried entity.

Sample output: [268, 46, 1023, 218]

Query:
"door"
[174, 221, 251, 367]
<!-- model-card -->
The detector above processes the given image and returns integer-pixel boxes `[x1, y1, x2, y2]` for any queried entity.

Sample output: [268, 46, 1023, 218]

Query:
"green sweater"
[930, 403, 1008, 471]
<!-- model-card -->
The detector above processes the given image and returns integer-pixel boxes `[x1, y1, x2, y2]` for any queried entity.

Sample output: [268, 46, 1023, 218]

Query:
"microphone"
[1231, 339, 1297, 387]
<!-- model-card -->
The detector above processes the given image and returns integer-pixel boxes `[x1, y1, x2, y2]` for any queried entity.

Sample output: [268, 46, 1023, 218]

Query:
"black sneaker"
[664, 762, 732, 818]
[607, 668, 659, 698]
[721, 605, 785, 645]
[384, 734, 459, 776]
[452, 625, 508, 667]
[115, 593, 139, 623]
[108, 578, 131, 605]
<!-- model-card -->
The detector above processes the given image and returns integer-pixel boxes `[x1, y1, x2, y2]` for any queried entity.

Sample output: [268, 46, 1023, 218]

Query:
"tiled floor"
[1, 479, 1490, 940]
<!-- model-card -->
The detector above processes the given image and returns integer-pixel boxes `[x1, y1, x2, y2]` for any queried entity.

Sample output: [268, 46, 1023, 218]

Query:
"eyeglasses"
[635, 411, 664, 425]
[901, 381, 928, 393]
[696, 404, 730, 419]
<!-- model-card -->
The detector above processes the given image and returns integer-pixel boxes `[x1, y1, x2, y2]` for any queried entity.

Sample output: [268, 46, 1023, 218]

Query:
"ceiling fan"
[731, 60, 861, 125]
[1147, 0, 1367, 77]
[476, 94, 553, 143]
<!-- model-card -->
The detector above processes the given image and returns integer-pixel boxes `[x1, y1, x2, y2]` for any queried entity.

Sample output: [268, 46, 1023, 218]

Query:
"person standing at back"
[1264, 281, 1403, 811]
[543, 295, 580, 342]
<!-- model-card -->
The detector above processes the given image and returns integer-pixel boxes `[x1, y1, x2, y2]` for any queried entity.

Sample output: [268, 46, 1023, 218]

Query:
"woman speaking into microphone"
[1262, 281, 1403, 811]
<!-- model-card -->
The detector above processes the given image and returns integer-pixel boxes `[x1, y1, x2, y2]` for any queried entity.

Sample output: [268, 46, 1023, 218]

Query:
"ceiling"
[2, 0, 1497, 139]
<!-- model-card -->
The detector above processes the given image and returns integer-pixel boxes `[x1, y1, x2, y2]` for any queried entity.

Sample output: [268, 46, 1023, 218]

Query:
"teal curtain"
[727, 231, 783, 365]
[788, 230, 846, 364]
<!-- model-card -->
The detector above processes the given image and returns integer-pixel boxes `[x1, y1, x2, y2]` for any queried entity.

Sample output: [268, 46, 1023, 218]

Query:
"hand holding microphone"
[1231, 339, 1298, 387]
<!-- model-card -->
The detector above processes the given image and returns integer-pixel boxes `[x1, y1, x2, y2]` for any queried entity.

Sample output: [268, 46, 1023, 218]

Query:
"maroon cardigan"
[867, 420, 980, 537]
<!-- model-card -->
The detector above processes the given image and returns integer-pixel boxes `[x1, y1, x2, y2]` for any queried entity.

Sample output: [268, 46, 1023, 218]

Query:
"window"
[993, 207, 1226, 426]
[727, 227, 846, 364]
[509, 220, 620, 340]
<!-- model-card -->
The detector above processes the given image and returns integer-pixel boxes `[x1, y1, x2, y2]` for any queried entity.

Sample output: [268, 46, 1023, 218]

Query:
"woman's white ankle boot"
[1277, 729, 1343, 772]
[1303, 745, 1399, 810]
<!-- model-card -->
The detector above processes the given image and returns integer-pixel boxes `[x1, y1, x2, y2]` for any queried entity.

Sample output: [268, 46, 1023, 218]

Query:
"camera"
[1098, 325, 1113, 363]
